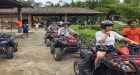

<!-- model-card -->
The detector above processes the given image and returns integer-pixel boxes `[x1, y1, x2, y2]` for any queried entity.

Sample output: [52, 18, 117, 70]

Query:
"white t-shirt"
[59, 21, 63, 25]
[96, 31, 123, 46]
[34, 23, 40, 27]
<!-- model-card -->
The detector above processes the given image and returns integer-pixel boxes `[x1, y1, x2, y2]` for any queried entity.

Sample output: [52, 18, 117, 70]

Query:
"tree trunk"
[106, 14, 109, 20]
[137, 0, 140, 8]
[139, 19, 140, 25]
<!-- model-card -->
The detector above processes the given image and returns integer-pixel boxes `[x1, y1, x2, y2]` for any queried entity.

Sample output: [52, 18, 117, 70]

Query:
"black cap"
[100, 20, 114, 29]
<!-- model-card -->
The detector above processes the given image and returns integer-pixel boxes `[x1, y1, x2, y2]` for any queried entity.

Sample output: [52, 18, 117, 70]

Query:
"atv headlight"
[118, 64, 133, 71]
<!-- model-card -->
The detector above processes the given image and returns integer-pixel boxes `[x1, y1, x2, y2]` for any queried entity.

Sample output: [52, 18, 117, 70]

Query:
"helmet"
[63, 22, 69, 25]
[100, 20, 114, 29]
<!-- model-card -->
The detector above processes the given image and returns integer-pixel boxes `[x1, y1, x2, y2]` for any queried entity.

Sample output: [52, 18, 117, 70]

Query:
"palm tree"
[33, 2, 43, 7]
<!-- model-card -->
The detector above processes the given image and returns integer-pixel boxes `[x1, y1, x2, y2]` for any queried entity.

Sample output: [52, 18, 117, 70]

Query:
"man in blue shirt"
[22, 22, 28, 38]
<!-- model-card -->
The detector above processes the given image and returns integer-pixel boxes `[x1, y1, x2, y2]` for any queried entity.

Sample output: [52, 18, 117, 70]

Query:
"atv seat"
[91, 47, 97, 54]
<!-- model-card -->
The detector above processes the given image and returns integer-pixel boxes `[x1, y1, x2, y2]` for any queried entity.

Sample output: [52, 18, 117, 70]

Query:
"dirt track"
[0, 28, 80, 75]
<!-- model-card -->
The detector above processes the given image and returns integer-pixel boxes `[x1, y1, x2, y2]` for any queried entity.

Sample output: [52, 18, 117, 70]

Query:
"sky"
[33, 0, 124, 6]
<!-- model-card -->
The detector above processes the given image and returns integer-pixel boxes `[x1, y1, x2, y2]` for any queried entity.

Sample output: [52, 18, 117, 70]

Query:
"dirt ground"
[0, 28, 80, 75]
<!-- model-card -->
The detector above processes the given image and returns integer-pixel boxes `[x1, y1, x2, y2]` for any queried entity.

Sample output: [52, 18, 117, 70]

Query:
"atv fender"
[98, 57, 123, 72]
[80, 49, 94, 71]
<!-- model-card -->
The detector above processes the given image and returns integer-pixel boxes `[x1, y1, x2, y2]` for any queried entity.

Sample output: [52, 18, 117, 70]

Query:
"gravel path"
[0, 28, 80, 75]
[113, 21, 127, 25]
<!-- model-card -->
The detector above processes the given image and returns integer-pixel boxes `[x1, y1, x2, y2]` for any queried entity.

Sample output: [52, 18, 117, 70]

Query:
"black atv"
[0, 33, 18, 59]
[0, 33, 18, 52]
[74, 44, 140, 75]
[50, 34, 83, 61]
[44, 30, 58, 47]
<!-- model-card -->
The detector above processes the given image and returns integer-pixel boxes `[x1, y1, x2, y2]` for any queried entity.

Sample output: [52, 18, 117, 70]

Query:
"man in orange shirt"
[123, 19, 140, 54]
[16, 19, 22, 33]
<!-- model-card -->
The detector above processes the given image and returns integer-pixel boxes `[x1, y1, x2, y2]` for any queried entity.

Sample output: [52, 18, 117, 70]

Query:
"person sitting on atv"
[94, 20, 138, 69]
[58, 22, 79, 36]
[123, 19, 140, 53]
[48, 22, 59, 31]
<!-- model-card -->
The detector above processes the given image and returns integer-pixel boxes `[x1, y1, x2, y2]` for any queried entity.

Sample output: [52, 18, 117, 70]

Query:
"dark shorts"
[23, 30, 28, 33]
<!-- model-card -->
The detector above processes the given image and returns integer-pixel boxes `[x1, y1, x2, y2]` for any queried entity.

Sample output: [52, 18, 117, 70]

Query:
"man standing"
[123, 19, 140, 53]
[16, 19, 22, 33]
[22, 22, 28, 38]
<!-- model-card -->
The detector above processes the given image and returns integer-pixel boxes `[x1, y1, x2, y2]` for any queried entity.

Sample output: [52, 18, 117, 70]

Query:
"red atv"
[74, 43, 140, 75]
[50, 34, 83, 61]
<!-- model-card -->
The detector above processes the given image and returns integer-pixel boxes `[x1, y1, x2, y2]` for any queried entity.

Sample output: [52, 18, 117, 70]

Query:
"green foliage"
[18, 0, 42, 7]
[94, 7, 110, 12]
[110, 3, 140, 19]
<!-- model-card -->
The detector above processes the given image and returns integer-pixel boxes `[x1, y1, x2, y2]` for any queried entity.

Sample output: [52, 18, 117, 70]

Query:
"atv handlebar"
[128, 43, 140, 49]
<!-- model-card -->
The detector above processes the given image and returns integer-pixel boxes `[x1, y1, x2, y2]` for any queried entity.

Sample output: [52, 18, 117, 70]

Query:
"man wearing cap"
[58, 22, 79, 36]
[49, 22, 59, 31]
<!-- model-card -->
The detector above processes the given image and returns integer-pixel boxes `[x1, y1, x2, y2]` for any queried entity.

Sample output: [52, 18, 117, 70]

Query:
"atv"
[0, 33, 18, 52]
[0, 33, 18, 59]
[44, 30, 58, 47]
[50, 34, 83, 61]
[74, 43, 140, 75]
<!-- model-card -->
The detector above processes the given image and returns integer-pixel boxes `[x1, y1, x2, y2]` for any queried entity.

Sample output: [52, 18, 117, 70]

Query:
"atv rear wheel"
[7, 47, 14, 59]
[107, 69, 124, 75]
[50, 43, 55, 54]
[14, 43, 18, 52]
[46, 39, 51, 47]
[54, 48, 62, 61]
[74, 59, 86, 75]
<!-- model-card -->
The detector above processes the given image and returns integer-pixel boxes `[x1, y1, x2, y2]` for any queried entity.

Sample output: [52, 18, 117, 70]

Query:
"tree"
[110, 3, 140, 25]
[93, 0, 120, 19]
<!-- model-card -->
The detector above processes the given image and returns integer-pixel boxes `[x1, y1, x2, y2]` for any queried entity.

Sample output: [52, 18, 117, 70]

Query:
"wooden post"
[28, 14, 31, 26]
[31, 15, 33, 27]
[87, 16, 89, 22]
[64, 14, 67, 22]
[97, 15, 100, 25]
[60, 16, 62, 21]
[18, 5, 22, 22]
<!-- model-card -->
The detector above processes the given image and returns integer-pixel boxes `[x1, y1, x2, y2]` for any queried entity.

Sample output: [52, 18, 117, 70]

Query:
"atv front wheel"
[46, 39, 51, 47]
[7, 47, 14, 59]
[50, 43, 55, 54]
[74, 59, 86, 75]
[14, 43, 18, 52]
[45, 34, 48, 38]
[80, 53, 84, 59]
[54, 48, 62, 61]
[107, 69, 124, 75]
[44, 37, 46, 43]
